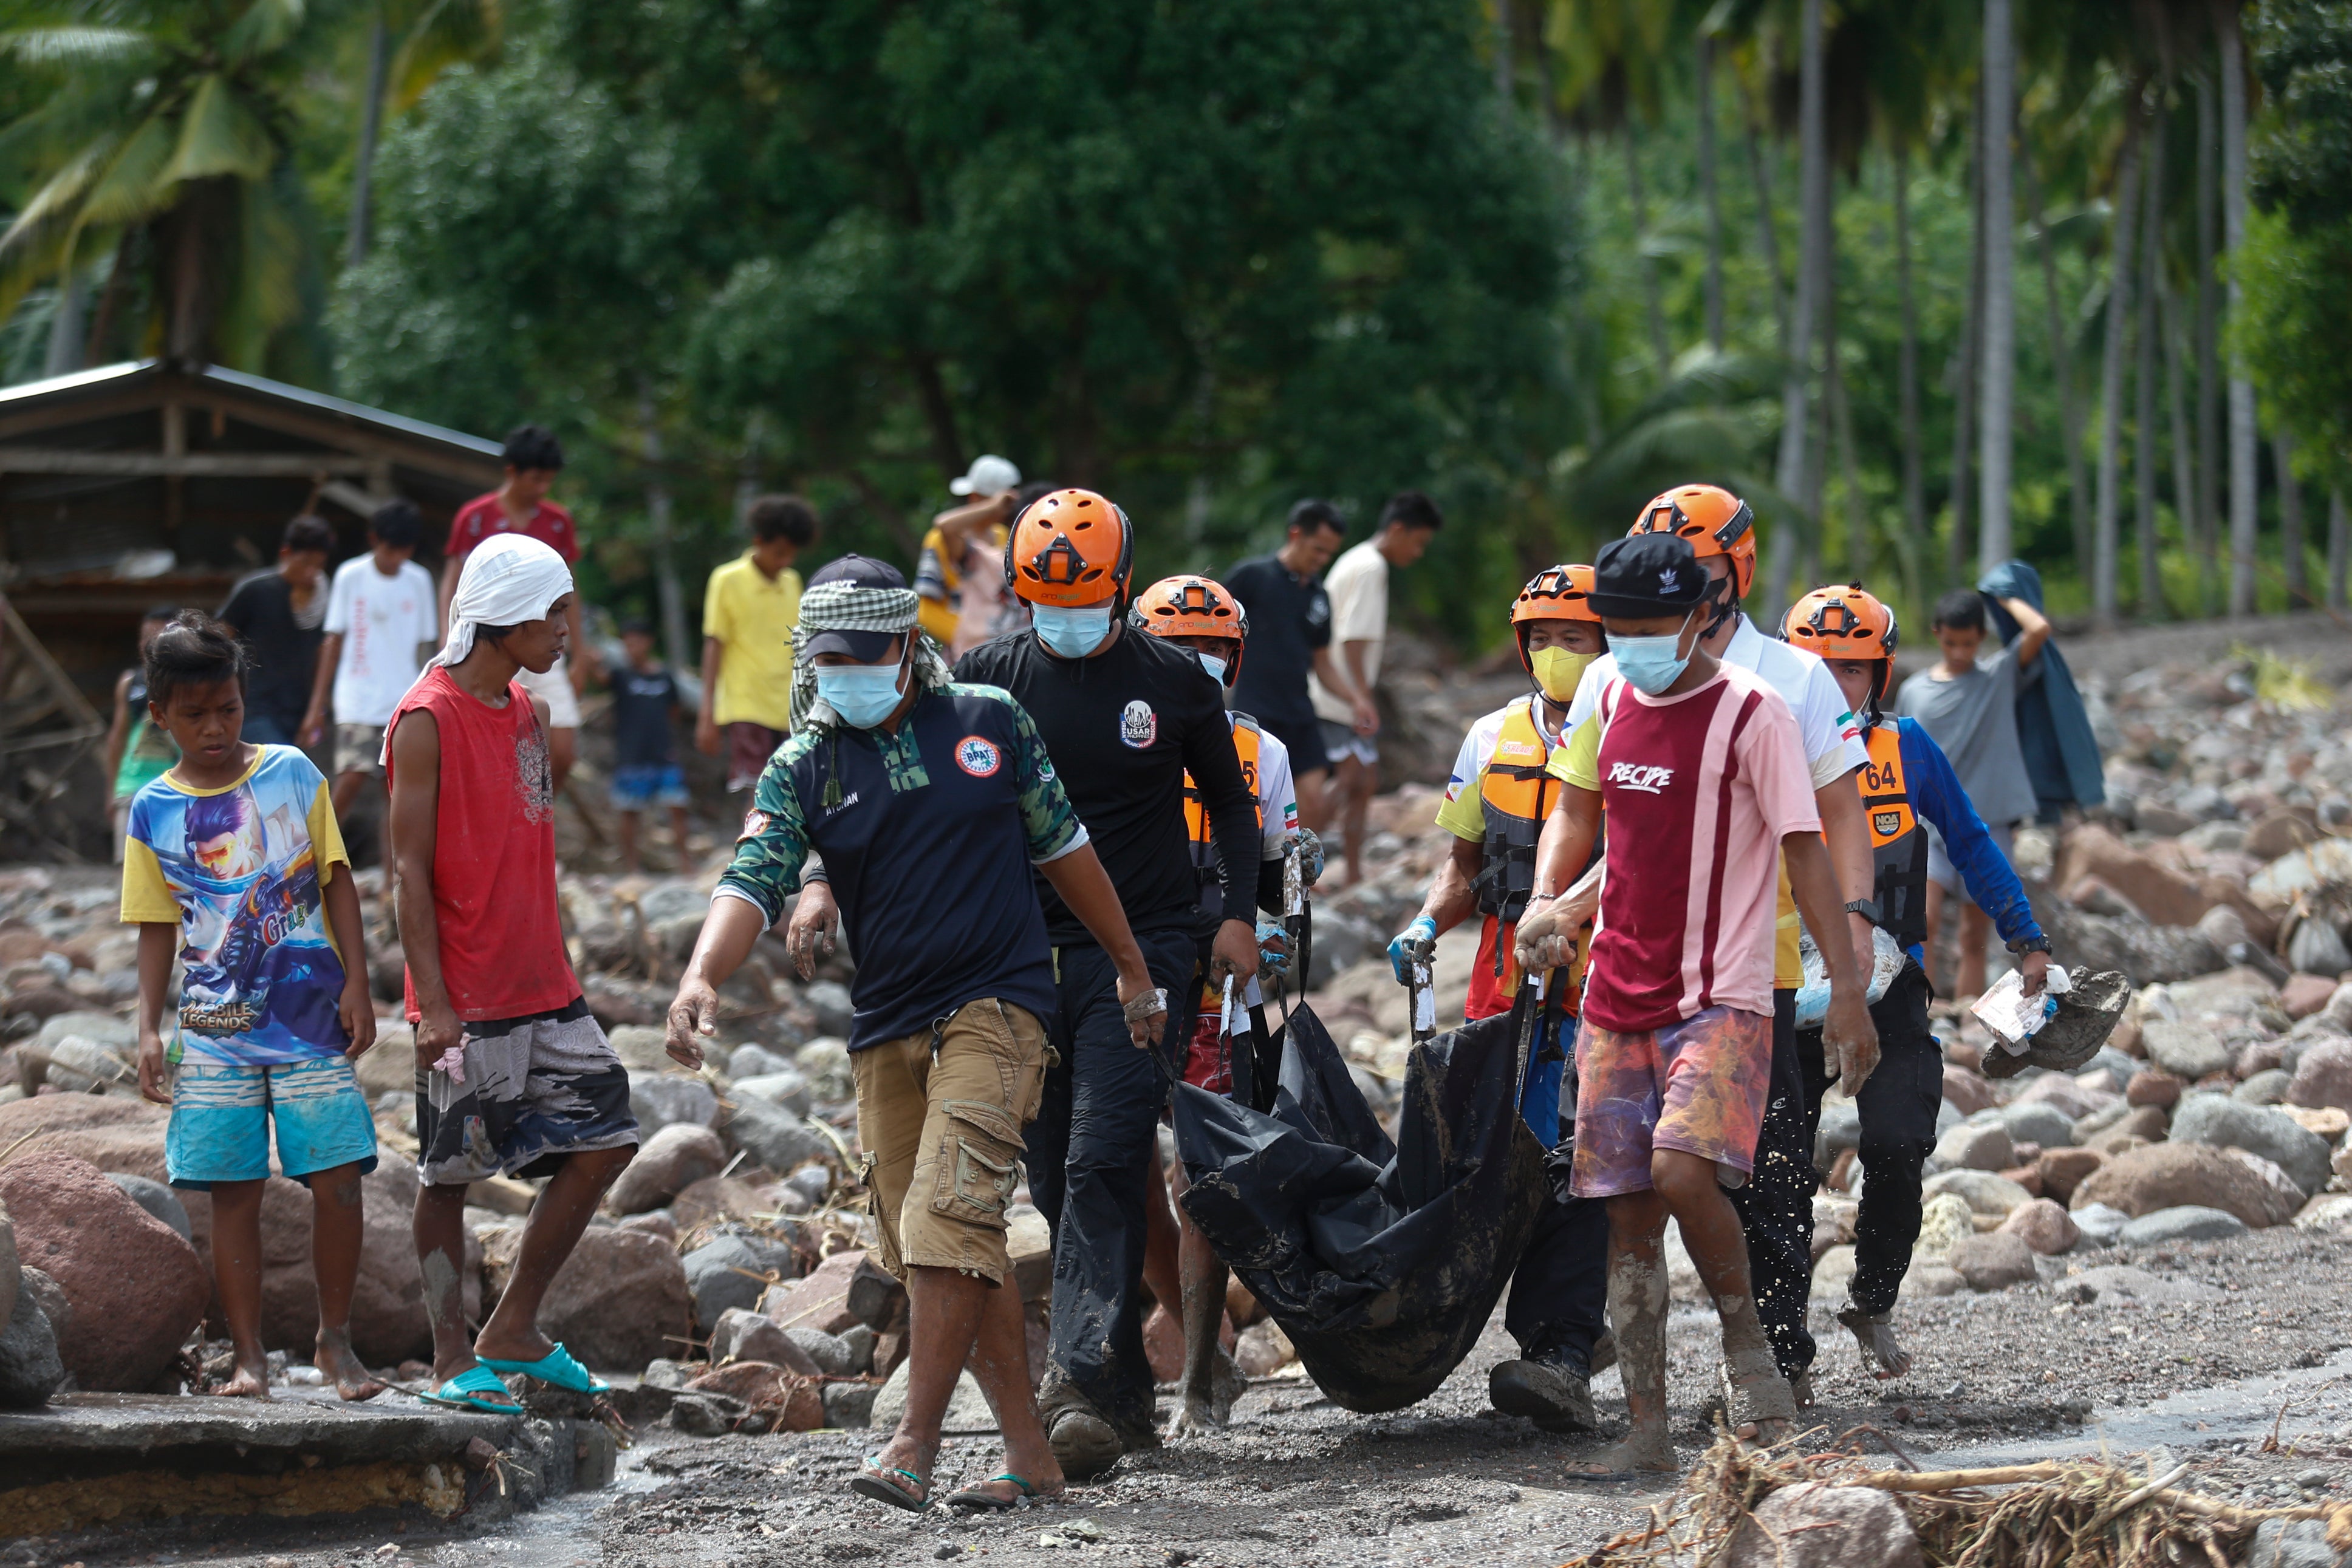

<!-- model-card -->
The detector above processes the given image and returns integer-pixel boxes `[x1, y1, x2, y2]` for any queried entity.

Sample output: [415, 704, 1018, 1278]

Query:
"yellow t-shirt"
[703, 552, 803, 730]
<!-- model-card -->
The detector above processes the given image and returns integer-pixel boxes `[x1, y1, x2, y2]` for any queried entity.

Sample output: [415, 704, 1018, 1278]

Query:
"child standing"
[300, 499, 439, 817]
[123, 613, 385, 1402]
[609, 619, 691, 874]
[103, 605, 180, 862]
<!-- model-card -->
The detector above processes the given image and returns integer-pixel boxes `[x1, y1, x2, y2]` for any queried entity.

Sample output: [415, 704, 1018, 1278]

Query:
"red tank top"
[387, 666, 579, 1022]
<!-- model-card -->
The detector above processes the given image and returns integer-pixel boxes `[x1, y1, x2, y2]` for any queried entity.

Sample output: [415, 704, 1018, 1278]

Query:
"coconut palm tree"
[0, 1, 361, 373]
[347, 0, 503, 262]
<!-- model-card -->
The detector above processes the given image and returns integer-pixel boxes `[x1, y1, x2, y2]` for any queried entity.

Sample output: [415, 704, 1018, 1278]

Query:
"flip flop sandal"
[1718, 1348, 1797, 1439]
[474, 1342, 610, 1396]
[417, 1364, 524, 1415]
[849, 1455, 931, 1512]
[946, 1473, 1050, 1511]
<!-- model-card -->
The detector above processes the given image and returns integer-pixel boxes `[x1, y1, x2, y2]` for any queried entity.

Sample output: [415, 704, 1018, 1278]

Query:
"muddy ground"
[19, 1224, 2352, 1568]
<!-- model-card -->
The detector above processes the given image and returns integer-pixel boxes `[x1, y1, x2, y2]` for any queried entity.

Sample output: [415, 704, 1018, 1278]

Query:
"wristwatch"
[2008, 934, 2053, 955]
[1842, 899, 1882, 927]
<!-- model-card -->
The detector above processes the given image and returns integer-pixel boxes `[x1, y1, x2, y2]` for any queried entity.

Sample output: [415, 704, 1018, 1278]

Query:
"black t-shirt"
[612, 666, 679, 768]
[216, 570, 324, 729]
[1222, 554, 1330, 732]
[956, 625, 1260, 945]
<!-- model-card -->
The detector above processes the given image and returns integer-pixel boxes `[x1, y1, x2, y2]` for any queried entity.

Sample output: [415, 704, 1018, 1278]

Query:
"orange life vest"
[1475, 700, 1557, 922]
[1860, 721, 1928, 947]
[1183, 713, 1263, 891]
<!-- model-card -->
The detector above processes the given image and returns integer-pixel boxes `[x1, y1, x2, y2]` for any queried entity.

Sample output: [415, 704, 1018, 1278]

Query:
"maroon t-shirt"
[387, 667, 579, 1022]
[448, 493, 580, 565]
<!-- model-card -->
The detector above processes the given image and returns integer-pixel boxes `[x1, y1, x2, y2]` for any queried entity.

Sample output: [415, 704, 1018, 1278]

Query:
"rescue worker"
[1384, 565, 1613, 1430]
[954, 490, 1263, 1476]
[1542, 485, 1877, 1402]
[1782, 583, 2052, 1379]
[1127, 573, 1314, 1436]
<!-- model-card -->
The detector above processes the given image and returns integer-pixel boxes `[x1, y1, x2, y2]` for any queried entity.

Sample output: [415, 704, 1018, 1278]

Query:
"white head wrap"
[381, 533, 574, 762]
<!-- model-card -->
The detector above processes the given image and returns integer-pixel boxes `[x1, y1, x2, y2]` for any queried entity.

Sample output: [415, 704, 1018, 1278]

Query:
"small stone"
[1947, 1232, 2038, 1291]
[1723, 1479, 1923, 1568]
[1811, 1244, 1857, 1299]
[2118, 1205, 2249, 1245]
[2127, 1070, 2184, 1108]
[2036, 1147, 2108, 1205]
[1234, 1318, 1296, 1376]
[2235, 1069, 2294, 1105]
[2002, 1102, 2078, 1151]
[603, 1122, 726, 1216]
[1921, 1168, 2034, 1217]
[2072, 1203, 2131, 1246]
[707, 1307, 822, 1376]
[2088, 1106, 2172, 1155]
[1931, 1120, 2015, 1173]
[1998, 1198, 2081, 1255]
[2282, 973, 2342, 1021]
[1941, 1068, 1997, 1116]
[2142, 1020, 2231, 1081]
[823, 1379, 879, 1428]
[2248, 1518, 2343, 1568]
[2299, 1468, 2330, 1490]
[784, 1325, 856, 1377]
[2289, 1039, 2352, 1114]
[2170, 1094, 2333, 1195]
[1915, 1193, 1978, 1258]
[628, 1072, 720, 1134]
[101, 1173, 190, 1241]
[2283, 1105, 2349, 1140]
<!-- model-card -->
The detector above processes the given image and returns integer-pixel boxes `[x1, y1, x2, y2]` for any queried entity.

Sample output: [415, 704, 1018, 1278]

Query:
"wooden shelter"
[0, 360, 504, 857]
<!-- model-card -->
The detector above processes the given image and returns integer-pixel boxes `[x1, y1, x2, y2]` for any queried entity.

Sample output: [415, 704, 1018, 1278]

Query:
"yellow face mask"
[1529, 646, 1596, 703]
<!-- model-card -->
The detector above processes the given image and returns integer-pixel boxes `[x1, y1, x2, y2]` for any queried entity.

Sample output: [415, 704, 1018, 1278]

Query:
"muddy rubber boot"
[1486, 1355, 1598, 1433]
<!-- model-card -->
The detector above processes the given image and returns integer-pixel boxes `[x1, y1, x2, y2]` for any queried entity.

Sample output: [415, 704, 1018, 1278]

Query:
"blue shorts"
[165, 1056, 380, 1190]
[612, 762, 688, 810]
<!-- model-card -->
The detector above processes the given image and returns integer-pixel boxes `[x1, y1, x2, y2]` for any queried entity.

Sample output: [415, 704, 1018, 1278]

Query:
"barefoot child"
[388, 534, 652, 1415]
[607, 619, 691, 874]
[124, 612, 385, 1402]
[1514, 534, 1877, 1473]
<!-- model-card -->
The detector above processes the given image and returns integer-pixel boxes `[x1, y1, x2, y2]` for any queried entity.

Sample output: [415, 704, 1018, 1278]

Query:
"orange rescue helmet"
[1783, 581, 1900, 702]
[1004, 487, 1133, 607]
[1629, 483, 1757, 600]
[1130, 574, 1250, 642]
[1510, 564, 1601, 627]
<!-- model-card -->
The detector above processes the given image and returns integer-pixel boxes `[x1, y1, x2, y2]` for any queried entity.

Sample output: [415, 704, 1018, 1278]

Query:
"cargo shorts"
[851, 997, 1047, 1286]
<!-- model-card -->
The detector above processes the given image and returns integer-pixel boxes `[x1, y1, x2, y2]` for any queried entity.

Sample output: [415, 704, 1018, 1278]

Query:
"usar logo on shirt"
[1120, 700, 1158, 749]
[1607, 760, 1675, 794]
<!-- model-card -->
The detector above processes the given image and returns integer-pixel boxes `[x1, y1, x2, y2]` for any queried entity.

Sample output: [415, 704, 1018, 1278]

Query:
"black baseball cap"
[800, 554, 910, 661]
[1588, 533, 1709, 621]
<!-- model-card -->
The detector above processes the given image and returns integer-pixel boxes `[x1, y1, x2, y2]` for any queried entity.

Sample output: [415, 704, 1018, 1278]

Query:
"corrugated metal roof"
[0, 360, 504, 459]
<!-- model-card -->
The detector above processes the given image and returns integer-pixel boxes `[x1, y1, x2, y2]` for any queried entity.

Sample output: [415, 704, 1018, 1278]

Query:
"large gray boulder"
[2001, 1102, 2079, 1151]
[2118, 1205, 2248, 1246]
[2142, 1020, 2230, 1080]
[2169, 1094, 2333, 1196]
[683, 1233, 799, 1333]
[629, 1072, 720, 1134]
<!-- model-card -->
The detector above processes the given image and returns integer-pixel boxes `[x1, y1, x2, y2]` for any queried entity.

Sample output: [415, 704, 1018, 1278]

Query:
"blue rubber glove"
[1387, 915, 1438, 985]
[1257, 916, 1291, 976]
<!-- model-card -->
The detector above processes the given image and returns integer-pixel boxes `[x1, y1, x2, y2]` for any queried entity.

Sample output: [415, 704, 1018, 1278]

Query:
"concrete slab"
[0, 1389, 613, 1538]
[0, 1389, 520, 1468]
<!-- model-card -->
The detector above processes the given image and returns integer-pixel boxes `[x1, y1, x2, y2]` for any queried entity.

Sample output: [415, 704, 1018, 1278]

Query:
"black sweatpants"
[1810, 965, 1943, 1317]
[1726, 990, 1816, 1377]
[1025, 927, 1201, 1444]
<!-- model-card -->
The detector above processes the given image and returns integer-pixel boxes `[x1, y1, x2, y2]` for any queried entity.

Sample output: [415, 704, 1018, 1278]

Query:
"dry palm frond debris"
[1564, 1425, 2352, 1568]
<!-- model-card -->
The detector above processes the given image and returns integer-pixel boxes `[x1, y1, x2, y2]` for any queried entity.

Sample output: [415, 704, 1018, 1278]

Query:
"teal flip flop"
[417, 1364, 524, 1414]
[849, 1454, 931, 1512]
[946, 1472, 1052, 1511]
[474, 1341, 610, 1396]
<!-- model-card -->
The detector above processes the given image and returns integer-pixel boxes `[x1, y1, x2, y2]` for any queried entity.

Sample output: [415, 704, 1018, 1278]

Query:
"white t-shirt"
[1308, 540, 1389, 725]
[323, 556, 438, 726]
[1237, 714, 1297, 1007]
[1562, 613, 1864, 788]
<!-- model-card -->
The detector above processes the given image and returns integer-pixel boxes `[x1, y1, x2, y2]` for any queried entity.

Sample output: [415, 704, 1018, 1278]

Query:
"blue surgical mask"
[1608, 613, 1700, 695]
[1196, 652, 1229, 686]
[1033, 602, 1114, 659]
[815, 661, 907, 728]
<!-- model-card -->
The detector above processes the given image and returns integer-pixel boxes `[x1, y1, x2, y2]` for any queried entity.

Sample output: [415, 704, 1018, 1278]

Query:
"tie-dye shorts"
[1571, 1004, 1771, 1198]
[414, 998, 640, 1187]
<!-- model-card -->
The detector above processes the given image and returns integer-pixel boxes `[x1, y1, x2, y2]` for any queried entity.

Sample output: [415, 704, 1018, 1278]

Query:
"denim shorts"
[165, 1055, 380, 1190]
[611, 762, 689, 810]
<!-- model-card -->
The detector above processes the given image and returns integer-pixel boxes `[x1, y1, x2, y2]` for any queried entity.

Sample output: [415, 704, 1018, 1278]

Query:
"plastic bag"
[1971, 964, 2073, 1051]
[1791, 925, 1908, 1029]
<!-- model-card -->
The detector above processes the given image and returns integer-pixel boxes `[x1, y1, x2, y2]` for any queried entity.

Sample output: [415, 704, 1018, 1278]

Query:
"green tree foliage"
[2235, 0, 2352, 497]
[0, 0, 360, 378]
[335, 0, 1575, 638]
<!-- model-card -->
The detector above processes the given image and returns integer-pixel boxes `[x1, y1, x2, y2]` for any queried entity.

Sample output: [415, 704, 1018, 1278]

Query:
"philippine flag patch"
[956, 735, 1003, 777]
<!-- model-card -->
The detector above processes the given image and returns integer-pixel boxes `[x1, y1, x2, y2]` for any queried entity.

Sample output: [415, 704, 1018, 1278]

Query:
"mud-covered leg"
[1654, 1148, 1793, 1443]
[1569, 1191, 1677, 1476]
[1167, 1159, 1243, 1434]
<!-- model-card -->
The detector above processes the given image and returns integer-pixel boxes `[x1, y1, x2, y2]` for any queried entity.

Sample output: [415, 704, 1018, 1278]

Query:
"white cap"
[949, 454, 1022, 497]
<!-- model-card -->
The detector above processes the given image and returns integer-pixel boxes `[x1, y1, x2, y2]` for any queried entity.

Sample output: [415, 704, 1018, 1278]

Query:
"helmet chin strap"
[1701, 576, 1741, 639]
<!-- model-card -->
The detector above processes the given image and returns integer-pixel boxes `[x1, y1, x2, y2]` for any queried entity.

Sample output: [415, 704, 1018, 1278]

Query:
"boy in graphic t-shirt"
[122, 613, 384, 1403]
[1511, 534, 1877, 1476]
